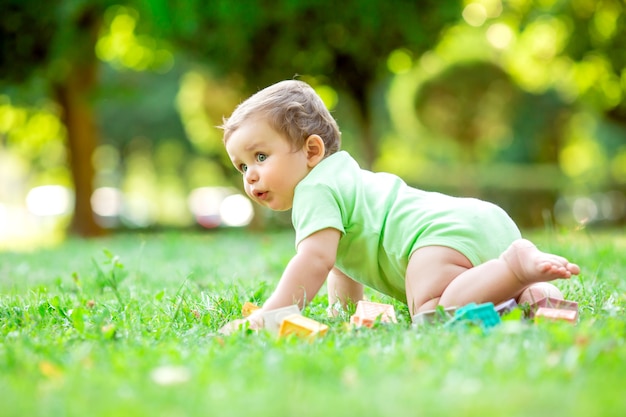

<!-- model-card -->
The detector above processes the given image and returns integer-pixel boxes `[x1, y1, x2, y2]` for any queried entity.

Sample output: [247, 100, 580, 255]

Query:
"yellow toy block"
[534, 307, 578, 324]
[350, 300, 397, 328]
[278, 314, 329, 339]
[242, 302, 260, 317]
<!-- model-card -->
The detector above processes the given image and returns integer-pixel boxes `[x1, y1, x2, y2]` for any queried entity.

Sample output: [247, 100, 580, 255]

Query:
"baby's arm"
[218, 228, 341, 333]
[261, 228, 341, 311]
[327, 267, 363, 316]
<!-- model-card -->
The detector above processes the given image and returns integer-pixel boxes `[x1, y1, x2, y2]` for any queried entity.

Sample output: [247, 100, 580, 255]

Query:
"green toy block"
[445, 302, 501, 330]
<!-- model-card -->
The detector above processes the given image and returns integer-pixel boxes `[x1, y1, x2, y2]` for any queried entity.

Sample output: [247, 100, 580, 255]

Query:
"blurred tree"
[414, 60, 571, 167]
[1, 0, 462, 234]
[141, 0, 463, 167]
[405, 0, 626, 225]
[518, 0, 626, 123]
[0, 0, 117, 236]
[411, 0, 626, 161]
[415, 62, 516, 164]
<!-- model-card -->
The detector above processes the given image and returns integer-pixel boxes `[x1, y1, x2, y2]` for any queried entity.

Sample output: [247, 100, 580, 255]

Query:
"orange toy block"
[278, 314, 329, 339]
[350, 300, 397, 328]
[534, 307, 578, 324]
[242, 302, 260, 317]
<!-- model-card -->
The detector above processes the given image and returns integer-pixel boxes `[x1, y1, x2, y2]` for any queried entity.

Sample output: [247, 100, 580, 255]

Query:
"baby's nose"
[245, 168, 258, 183]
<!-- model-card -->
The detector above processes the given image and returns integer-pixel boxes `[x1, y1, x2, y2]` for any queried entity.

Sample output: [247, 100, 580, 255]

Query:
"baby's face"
[225, 119, 311, 211]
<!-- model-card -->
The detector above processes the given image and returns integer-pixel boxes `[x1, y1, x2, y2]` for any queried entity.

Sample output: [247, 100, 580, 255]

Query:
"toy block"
[528, 297, 578, 319]
[445, 302, 501, 330]
[350, 300, 397, 328]
[242, 302, 260, 317]
[534, 307, 578, 324]
[412, 306, 457, 327]
[278, 314, 329, 339]
[261, 305, 301, 334]
[495, 299, 518, 316]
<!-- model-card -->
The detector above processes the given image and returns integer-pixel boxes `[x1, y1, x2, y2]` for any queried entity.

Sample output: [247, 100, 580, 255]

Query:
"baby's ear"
[304, 135, 325, 167]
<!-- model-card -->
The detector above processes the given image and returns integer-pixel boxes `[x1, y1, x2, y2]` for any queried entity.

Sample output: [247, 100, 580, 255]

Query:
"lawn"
[1, 228, 625, 417]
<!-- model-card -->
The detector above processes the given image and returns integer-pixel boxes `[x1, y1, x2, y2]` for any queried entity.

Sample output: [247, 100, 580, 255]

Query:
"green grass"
[1, 228, 626, 417]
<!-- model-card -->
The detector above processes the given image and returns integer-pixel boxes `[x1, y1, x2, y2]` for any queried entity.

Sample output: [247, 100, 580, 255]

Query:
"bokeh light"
[554, 191, 626, 226]
[91, 187, 123, 217]
[96, 5, 174, 73]
[188, 187, 231, 228]
[121, 192, 156, 228]
[486, 23, 514, 49]
[220, 194, 254, 227]
[387, 49, 413, 74]
[463, 3, 487, 27]
[25, 185, 72, 217]
[187, 187, 254, 228]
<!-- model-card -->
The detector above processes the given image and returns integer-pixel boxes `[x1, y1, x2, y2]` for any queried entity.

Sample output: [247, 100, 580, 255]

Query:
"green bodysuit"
[292, 151, 521, 303]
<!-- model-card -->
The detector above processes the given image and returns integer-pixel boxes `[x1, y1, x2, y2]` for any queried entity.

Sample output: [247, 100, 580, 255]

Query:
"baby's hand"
[218, 318, 248, 335]
[218, 311, 264, 335]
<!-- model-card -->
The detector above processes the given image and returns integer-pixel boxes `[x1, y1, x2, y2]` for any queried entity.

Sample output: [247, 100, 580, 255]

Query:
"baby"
[219, 79, 580, 331]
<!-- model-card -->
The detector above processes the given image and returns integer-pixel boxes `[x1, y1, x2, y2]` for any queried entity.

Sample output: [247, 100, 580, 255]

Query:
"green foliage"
[159, 0, 460, 88]
[499, 0, 626, 138]
[1, 229, 626, 416]
[91, 249, 129, 304]
[0, 0, 60, 82]
[149, 0, 462, 148]
[0, 0, 122, 85]
[2, 0, 626, 237]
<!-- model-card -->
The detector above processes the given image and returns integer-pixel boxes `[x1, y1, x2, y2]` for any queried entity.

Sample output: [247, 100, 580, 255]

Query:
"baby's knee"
[413, 298, 440, 314]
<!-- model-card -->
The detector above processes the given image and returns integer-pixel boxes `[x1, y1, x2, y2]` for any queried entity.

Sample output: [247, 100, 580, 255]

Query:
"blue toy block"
[495, 298, 518, 316]
[444, 302, 501, 330]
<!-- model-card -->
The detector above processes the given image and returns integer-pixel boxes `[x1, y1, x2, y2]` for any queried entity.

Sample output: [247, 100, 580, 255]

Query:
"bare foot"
[501, 239, 580, 285]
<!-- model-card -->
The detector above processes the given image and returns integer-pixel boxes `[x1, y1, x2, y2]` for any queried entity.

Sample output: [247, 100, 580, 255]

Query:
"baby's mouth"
[255, 191, 268, 200]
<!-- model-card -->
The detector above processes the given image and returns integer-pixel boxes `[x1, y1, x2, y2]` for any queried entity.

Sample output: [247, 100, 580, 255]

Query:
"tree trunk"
[53, 9, 105, 237]
[360, 112, 377, 170]
[349, 86, 378, 170]
[55, 67, 104, 237]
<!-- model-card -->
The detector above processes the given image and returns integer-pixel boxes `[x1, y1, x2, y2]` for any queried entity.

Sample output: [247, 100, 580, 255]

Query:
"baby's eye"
[256, 153, 267, 162]
[239, 163, 248, 173]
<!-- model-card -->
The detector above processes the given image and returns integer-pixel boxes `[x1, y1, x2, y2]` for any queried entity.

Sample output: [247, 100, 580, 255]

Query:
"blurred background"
[1, 0, 625, 250]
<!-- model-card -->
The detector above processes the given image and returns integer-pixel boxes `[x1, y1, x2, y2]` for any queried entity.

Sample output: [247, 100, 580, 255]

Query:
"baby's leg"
[439, 239, 578, 308]
[406, 240, 579, 316]
[405, 245, 474, 316]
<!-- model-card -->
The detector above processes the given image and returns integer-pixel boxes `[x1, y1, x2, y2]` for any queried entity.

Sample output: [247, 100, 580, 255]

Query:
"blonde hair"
[220, 80, 341, 156]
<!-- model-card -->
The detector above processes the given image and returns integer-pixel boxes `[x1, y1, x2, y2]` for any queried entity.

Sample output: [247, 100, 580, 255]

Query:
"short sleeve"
[292, 183, 345, 247]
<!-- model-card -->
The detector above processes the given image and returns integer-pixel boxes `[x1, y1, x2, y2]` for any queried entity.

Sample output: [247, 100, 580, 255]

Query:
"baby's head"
[221, 80, 341, 156]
